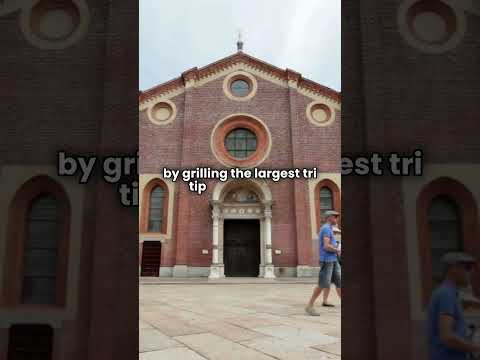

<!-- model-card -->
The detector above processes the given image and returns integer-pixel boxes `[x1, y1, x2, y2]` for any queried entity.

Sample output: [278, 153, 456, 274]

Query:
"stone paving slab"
[139, 283, 341, 359]
[139, 328, 182, 352]
[252, 325, 339, 347]
[241, 336, 340, 360]
[313, 341, 342, 356]
[175, 333, 277, 360]
[139, 347, 208, 360]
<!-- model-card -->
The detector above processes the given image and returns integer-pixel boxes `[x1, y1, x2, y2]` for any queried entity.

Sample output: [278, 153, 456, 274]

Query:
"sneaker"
[305, 305, 320, 316]
[322, 302, 335, 307]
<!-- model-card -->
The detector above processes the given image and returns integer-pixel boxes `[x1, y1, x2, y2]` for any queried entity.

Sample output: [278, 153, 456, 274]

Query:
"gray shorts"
[318, 260, 341, 289]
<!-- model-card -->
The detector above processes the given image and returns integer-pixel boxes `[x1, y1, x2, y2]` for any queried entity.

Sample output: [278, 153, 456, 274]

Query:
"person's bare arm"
[439, 314, 480, 353]
[323, 236, 339, 253]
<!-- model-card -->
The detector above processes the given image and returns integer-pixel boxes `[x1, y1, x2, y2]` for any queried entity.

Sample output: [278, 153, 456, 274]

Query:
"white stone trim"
[222, 70, 258, 101]
[209, 113, 273, 168]
[397, 0, 466, 54]
[306, 101, 336, 127]
[308, 174, 341, 240]
[139, 62, 340, 110]
[146, 99, 177, 126]
[154, 266, 300, 278]
[139, 174, 176, 243]
[209, 180, 274, 278]
[0, 166, 85, 323]
[19, 0, 90, 50]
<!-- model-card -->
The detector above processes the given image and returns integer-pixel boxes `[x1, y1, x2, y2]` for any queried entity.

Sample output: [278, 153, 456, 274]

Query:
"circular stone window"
[147, 100, 177, 126]
[211, 115, 271, 167]
[20, 0, 90, 49]
[306, 102, 334, 127]
[223, 71, 258, 101]
[398, 0, 465, 53]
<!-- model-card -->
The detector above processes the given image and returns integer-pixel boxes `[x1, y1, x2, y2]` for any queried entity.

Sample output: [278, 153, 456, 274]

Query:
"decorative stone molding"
[210, 114, 272, 168]
[264, 265, 275, 278]
[147, 99, 177, 126]
[306, 101, 335, 127]
[222, 71, 258, 101]
[139, 53, 341, 110]
[208, 264, 225, 279]
[397, 0, 466, 54]
[18, 0, 90, 50]
[182, 67, 199, 89]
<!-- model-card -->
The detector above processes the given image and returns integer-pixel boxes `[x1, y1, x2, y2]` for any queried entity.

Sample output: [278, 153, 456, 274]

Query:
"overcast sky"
[139, 0, 340, 92]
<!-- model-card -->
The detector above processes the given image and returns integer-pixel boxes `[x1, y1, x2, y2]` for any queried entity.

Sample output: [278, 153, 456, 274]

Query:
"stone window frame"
[223, 71, 258, 102]
[3, 175, 70, 308]
[416, 177, 479, 306]
[140, 178, 169, 235]
[397, 0, 466, 54]
[19, 0, 90, 50]
[211, 114, 272, 168]
[147, 99, 177, 126]
[306, 101, 335, 127]
[314, 179, 341, 233]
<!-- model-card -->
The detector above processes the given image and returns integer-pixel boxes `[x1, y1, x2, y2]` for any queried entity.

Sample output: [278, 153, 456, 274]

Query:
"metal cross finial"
[237, 30, 244, 52]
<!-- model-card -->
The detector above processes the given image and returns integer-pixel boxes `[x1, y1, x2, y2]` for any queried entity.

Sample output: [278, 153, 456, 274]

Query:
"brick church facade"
[139, 49, 341, 278]
[343, 1, 480, 359]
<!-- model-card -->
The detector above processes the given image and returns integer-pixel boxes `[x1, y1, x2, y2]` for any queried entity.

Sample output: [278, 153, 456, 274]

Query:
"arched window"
[315, 179, 341, 231]
[319, 187, 334, 220]
[417, 177, 478, 305]
[148, 186, 165, 232]
[22, 195, 59, 304]
[428, 196, 462, 287]
[141, 179, 169, 234]
[4, 176, 70, 307]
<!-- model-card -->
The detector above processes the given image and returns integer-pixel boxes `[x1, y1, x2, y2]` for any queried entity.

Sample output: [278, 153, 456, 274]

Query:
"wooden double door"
[224, 220, 260, 277]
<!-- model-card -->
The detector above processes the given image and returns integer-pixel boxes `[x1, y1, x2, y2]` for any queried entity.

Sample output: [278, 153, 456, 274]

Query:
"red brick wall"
[140, 71, 341, 269]
[0, 1, 139, 358]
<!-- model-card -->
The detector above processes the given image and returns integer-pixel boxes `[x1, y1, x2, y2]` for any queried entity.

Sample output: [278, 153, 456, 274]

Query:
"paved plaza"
[139, 279, 341, 359]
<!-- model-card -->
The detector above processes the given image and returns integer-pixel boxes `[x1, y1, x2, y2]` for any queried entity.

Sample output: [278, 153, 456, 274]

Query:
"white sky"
[139, 0, 341, 92]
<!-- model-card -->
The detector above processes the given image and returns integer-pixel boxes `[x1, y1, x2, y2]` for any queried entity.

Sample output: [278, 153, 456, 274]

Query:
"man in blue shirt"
[306, 210, 341, 316]
[427, 252, 480, 359]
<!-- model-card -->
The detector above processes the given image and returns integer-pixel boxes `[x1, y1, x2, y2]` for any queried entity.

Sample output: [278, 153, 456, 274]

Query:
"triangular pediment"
[139, 52, 340, 110]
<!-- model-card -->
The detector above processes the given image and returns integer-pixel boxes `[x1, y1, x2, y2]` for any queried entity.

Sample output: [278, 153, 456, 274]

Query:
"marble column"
[263, 203, 275, 278]
[209, 204, 224, 279]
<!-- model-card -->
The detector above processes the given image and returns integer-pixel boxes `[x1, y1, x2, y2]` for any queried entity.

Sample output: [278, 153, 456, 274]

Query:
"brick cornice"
[139, 52, 340, 106]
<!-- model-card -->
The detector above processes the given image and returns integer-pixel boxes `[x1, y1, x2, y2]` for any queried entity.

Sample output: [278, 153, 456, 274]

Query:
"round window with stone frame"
[397, 0, 466, 54]
[20, 0, 90, 50]
[306, 101, 334, 127]
[211, 114, 271, 168]
[223, 72, 258, 101]
[147, 100, 177, 126]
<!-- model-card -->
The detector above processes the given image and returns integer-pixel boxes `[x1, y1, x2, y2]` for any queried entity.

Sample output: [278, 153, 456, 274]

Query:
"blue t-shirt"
[427, 282, 468, 360]
[319, 223, 338, 262]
